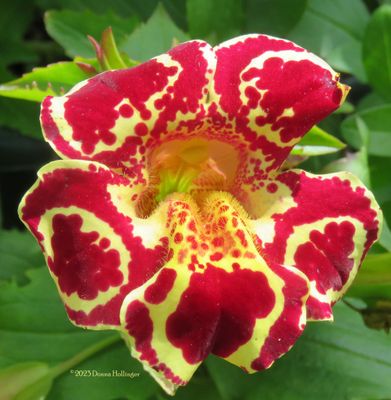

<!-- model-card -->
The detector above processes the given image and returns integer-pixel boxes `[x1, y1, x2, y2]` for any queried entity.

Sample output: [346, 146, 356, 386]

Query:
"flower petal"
[40, 41, 215, 182]
[209, 34, 348, 192]
[18, 160, 169, 328]
[249, 170, 382, 320]
[119, 193, 309, 393]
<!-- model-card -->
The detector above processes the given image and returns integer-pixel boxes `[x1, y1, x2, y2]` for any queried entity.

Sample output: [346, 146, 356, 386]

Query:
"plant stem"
[48, 334, 121, 379]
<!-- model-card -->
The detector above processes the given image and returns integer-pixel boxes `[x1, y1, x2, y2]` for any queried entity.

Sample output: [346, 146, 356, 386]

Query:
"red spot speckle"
[99, 129, 116, 145]
[135, 122, 148, 136]
[174, 232, 183, 243]
[212, 237, 224, 247]
[231, 249, 241, 258]
[99, 237, 110, 249]
[267, 183, 278, 193]
[188, 220, 197, 232]
[236, 229, 248, 247]
[119, 104, 133, 118]
[232, 262, 241, 270]
[210, 252, 223, 261]
[218, 216, 228, 229]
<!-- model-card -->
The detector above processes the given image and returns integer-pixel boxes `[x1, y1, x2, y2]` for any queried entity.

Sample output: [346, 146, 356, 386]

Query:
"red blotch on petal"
[21, 166, 169, 326]
[144, 268, 177, 305]
[166, 265, 275, 364]
[48, 214, 123, 300]
[294, 221, 355, 293]
[125, 300, 158, 364]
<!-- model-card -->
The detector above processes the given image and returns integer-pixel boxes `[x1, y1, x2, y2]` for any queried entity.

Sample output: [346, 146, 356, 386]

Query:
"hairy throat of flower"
[137, 139, 239, 217]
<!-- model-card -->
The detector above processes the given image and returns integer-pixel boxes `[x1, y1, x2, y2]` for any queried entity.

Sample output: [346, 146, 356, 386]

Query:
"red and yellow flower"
[19, 35, 382, 394]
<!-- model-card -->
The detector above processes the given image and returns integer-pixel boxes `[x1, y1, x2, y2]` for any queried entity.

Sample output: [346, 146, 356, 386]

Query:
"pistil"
[156, 163, 200, 202]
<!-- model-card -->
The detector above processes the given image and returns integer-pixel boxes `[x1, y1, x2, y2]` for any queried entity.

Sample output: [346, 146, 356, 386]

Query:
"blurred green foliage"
[0, 0, 390, 399]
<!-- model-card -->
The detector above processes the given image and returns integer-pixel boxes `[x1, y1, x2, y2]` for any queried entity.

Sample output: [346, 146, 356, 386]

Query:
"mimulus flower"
[19, 35, 381, 394]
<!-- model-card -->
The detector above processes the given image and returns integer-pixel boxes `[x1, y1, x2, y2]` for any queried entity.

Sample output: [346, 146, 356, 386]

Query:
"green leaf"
[363, 5, 391, 101]
[36, 0, 136, 16]
[88, 28, 139, 72]
[334, 100, 354, 114]
[366, 155, 391, 252]
[0, 127, 52, 171]
[348, 253, 391, 306]
[99, 27, 128, 69]
[288, 0, 369, 81]
[162, 366, 221, 400]
[15, 376, 52, 400]
[0, 268, 159, 399]
[45, 9, 139, 58]
[0, 0, 35, 41]
[291, 125, 346, 156]
[0, 229, 44, 284]
[0, 361, 51, 400]
[354, 253, 391, 285]
[206, 303, 391, 400]
[357, 92, 388, 111]
[0, 62, 92, 102]
[370, 156, 391, 205]
[36, 0, 187, 29]
[379, 219, 391, 252]
[123, 0, 160, 20]
[187, 0, 243, 42]
[0, 0, 37, 82]
[160, 0, 188, 31]
[244, 0, 307, 36]
[322, 151, 370, 187]
[323, 115, 370, 186]
[121, 4, 190, 61]
[0, 41, 38, 83]
[341, 105, 391, 157]
[0, 98, 41, 139]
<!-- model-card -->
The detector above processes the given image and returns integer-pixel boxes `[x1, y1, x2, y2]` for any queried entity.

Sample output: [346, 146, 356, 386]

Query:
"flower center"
[148, 138, 239, 203]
